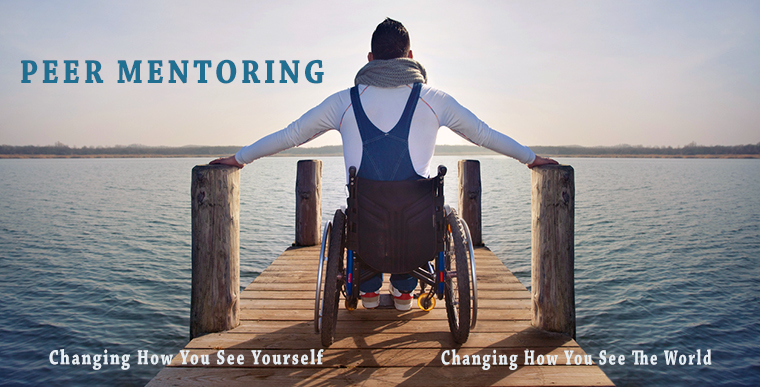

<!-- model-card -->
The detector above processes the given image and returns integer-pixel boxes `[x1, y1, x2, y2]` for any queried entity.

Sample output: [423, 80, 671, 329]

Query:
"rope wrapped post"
[531, 164, 576, 339]
[295, 160, 322, 246]
[190, 164, 240, 339]
[458, 159, 483, 246]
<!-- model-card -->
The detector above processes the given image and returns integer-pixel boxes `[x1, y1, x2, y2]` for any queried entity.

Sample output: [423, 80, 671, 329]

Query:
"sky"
[0, 0, 758, 148]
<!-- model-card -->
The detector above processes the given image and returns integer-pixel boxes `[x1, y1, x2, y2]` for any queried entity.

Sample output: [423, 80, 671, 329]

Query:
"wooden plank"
[148, 365, 614, 386]
[150, 243, 614, 387]
[259, 264, 514, 274]
[265, 247, 504, 261]
[244, 281, 528, 292]
[238, 298, 531, 310]
[263, 260, 510, 269]
[240, 307, 530, 321]
[272, 245, 495, 254]
[227, 320, 533, 335]
[264, 256, 509, 266]
[263, 254, 508, 263]
[186, 330, 579, 350]
[164, 347, 592, 368]
[240, 289, 530, 300]
[263, 255, 508, 264]
[250, 271, 518, 283]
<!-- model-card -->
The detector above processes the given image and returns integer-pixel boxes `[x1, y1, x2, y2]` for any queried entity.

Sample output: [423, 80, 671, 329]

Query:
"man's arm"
[209, 90, 349, 167]
[428, 87, 558, 167]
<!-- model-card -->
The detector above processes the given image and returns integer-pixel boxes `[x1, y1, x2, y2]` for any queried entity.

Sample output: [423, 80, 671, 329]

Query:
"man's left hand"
[527, 155, 559, 169]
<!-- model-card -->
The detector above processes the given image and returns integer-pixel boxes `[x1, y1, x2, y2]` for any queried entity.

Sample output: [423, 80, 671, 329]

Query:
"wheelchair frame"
[314, 166, 478, 347]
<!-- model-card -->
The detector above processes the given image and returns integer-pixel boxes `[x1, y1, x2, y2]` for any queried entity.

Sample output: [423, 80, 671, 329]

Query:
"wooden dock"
[147, 244, 614, 386]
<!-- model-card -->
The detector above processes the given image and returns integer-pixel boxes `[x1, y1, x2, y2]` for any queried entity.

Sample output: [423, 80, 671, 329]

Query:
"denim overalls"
[350, 83, 423, 294]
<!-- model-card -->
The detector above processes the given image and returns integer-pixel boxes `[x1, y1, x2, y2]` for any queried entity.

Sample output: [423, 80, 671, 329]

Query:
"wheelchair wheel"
[321, 209, 345, 347]
[444, 209, 471, 344]
[314, 220, 331, 334]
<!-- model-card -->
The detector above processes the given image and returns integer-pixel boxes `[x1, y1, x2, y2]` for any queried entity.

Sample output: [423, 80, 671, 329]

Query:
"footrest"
[377, 294, 395, 309]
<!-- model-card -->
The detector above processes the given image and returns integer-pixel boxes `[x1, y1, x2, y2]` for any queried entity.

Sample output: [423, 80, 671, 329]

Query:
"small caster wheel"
[345, 297, 358, 311]
[417, 291, 436, 311]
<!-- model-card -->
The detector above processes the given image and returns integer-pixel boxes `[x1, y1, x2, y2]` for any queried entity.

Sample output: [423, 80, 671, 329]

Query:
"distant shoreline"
[2, 143, 758, 159]
[2, 154, 758, 159]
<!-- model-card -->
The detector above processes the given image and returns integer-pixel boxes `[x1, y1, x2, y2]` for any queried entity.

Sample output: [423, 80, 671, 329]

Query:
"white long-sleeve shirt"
[235, 84, 536, 178]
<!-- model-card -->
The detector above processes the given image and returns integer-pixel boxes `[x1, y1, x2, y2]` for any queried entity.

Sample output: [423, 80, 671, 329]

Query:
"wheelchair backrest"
[345, 166, 447, 274]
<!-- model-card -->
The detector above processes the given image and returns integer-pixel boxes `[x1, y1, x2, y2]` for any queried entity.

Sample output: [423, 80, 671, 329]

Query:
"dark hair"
[371, 18, 410, 60]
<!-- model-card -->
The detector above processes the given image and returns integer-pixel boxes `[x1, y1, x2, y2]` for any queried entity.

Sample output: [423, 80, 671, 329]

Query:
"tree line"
[1, 142, 758, 157]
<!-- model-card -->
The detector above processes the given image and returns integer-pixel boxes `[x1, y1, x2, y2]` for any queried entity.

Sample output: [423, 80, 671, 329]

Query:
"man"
[212, 18, 557, 310]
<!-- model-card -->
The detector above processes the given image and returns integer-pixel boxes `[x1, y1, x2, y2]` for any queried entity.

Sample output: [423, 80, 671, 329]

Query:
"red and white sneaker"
[360, 291, 380, 309]
[389, 284, 414, 311]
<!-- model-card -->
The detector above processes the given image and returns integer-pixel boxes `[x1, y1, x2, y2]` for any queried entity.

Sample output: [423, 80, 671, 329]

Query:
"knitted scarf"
[354, 58, 428, 87]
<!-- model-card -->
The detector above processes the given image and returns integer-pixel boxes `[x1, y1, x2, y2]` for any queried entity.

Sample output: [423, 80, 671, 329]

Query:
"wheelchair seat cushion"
[346, 176, 442, 274]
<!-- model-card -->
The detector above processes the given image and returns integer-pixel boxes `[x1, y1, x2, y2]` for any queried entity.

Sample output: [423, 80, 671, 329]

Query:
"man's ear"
[408, 50, 413, 59]
[368, 52, 374, 62]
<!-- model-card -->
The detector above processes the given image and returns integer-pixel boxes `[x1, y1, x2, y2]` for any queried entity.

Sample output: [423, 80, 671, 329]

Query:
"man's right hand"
[527, 155, 559, 169]
[210, 155, 245, 168]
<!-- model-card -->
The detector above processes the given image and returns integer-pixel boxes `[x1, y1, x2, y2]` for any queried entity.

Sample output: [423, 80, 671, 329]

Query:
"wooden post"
[458, 159, 483, 246]
[295, 160, 322, 246]
[531, 164, 575, 339]
[190, 164, 240, 339]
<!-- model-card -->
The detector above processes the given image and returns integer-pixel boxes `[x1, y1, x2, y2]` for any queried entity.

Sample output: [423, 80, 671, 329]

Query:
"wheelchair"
[314, 165, 478, 347]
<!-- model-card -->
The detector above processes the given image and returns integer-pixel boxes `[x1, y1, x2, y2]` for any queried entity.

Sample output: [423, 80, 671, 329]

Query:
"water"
[0, 157, 758, 386]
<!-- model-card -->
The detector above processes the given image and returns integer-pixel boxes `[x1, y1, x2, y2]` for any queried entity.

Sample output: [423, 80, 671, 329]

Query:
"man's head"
[369, 18, 412, 61]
